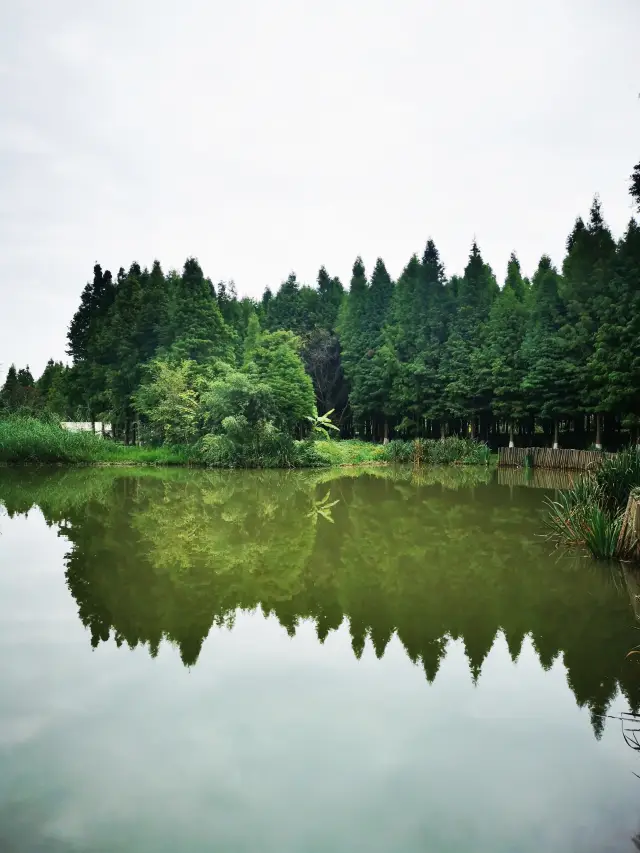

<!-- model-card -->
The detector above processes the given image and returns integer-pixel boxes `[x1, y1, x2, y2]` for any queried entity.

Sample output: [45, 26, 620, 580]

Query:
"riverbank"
[0, 418, 493, 469]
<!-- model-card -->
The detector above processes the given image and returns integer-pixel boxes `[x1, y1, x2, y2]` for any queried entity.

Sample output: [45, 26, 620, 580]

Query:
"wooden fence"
[619, 488, 640, 563]
[498, 446, 614, 470]
[496, 467, 577, 490]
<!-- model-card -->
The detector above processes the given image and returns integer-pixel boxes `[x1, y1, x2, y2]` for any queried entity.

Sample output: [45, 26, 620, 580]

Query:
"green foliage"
[12, 161, 640, 466]
[133, 359, 203, 445]
[544, 449, 640, 560]
[0, 416, 191, 465]
[305, 408, 340, 440]
[594, 449, 640, 515]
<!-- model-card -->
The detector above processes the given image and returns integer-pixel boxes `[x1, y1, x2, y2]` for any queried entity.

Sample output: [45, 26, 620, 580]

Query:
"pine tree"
[170, 258, 234, 363]
[137, 260, 171, 360]
[337, 257, 369, 433]
[483, 270, 528, 443]
[561, 197, 617, 443]
[521, 256, 569, 446]
[265, 273, 304, 334]
[349, 258, 394, 434]
[0, 364, 19, 411]
[441, 242, 498, 432]
[316, 267, 344, 332]
[504, 253, 527, 302]
[589, 219, 640, 434]
[631, 161, 640, 213]
[36, 360, 71, 417]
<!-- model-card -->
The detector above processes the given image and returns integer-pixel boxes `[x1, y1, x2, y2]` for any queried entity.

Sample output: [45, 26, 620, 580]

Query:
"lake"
[1, 465, 640, 852]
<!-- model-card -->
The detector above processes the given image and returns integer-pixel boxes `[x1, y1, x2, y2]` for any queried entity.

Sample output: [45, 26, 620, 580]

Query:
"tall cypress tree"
[441, 242, 498, 432]
[521, 256, 569, 446]
[631, 161, 640, 213]
[0, 364, 19, 411]
[338, 257, 369, 433]
[482, 259, 529, 444]
[170, 258, 233, 363]
[561, 197, 617, 443]
[350, 258, 394, 435]
[589, 219, 640, 436]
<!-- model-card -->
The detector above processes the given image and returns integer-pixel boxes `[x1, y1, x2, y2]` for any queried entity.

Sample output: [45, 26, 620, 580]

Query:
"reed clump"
[544, 449, 640, 560]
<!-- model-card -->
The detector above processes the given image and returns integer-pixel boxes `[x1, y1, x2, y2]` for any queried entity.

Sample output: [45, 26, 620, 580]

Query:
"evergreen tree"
[349, 258, 394, 433]
[316, 267, 344, 332]
[483, 269, 528, 443]
[37, 360, 71, 417]
[441, 242, 498, 432]
[504, 252, 527, 302]
[631, 161, 640, 213]
[265, 273, 304, 334]
[137, 260, 171, 360]
[0, 364, 19, 411]
[337, 257, 369, 432]
[521, 256, 569, 446]
[170, 258, 234, 363]
[561, 198, 617, 442]
[589, 219, 640, 433]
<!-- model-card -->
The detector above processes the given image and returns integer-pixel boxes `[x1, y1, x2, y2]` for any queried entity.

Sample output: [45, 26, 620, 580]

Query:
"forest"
[2, 161, 640, 458]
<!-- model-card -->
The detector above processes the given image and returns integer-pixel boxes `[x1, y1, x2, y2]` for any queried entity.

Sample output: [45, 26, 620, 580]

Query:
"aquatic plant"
[544, 449, 640, 560]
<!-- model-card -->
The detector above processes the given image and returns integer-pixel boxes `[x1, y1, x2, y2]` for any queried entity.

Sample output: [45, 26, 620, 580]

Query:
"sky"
[1, 0, 639, 379]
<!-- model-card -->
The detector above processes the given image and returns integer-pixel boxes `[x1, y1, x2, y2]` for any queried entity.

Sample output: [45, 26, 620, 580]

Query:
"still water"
[1, 465, 640, 852]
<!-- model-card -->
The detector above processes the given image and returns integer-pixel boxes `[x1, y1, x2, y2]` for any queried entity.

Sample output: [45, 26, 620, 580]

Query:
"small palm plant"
[305, 409, 340, 440]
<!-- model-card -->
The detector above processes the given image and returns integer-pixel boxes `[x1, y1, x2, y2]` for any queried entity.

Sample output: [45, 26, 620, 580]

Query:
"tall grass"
[544, 448, 640, 561]
[0, 417, 191, 465]
[380, 437, 491, 466]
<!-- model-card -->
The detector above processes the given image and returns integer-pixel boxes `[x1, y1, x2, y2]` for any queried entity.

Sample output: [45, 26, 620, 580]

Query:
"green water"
[1, 465, 640, 852]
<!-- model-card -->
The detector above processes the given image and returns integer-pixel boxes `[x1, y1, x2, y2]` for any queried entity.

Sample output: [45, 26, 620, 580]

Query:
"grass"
[0, 417, 193, 465]
[0, 417, 495, 470]
[544, 448, 640, 561]
[312, 439, 388, 466]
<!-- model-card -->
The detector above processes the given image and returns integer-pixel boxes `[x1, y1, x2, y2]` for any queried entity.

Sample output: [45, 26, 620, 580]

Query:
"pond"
[1, 465, 640, 852]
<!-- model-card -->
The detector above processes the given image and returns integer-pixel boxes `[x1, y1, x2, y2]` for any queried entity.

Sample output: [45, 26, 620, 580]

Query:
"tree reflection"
[1, 465, 640, 736]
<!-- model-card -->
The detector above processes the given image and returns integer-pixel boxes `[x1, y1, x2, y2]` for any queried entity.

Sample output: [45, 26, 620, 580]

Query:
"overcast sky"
[1, 0, 639, 378]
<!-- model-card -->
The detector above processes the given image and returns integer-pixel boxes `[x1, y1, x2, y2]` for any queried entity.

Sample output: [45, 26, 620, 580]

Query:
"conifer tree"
[170, 258, 233, 364]
[589, 219, 640, 435]
[0, 364, 19, 411]
[521, 256, 568, 447]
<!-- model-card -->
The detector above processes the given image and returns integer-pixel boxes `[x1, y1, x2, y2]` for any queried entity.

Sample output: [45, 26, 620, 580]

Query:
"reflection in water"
[1, 465, 640, 742]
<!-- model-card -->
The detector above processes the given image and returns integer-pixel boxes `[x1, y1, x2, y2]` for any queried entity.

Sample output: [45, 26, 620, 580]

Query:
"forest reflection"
[1, 464, 639, 739]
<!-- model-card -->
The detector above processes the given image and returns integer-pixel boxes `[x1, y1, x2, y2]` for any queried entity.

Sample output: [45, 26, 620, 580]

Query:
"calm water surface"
[1, 465, 640, 852]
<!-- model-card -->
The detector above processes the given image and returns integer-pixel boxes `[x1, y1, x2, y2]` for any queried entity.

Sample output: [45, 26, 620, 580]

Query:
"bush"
[198, 419, 327, 469]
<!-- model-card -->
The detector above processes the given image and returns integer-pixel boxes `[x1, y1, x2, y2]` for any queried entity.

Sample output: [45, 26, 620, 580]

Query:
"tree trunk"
[552, 418, 559, 450]
[595, 413, 603, 450]
[440, 422, 446, 441]
[508, 421, 515, 448]
[383, 421, 389, 445]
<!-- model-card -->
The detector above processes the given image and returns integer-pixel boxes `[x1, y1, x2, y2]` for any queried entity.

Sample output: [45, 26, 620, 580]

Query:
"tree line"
[2, 161, 640, 450]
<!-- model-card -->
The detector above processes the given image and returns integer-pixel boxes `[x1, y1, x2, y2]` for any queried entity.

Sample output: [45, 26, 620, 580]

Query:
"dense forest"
[2, 162, 640, 451]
